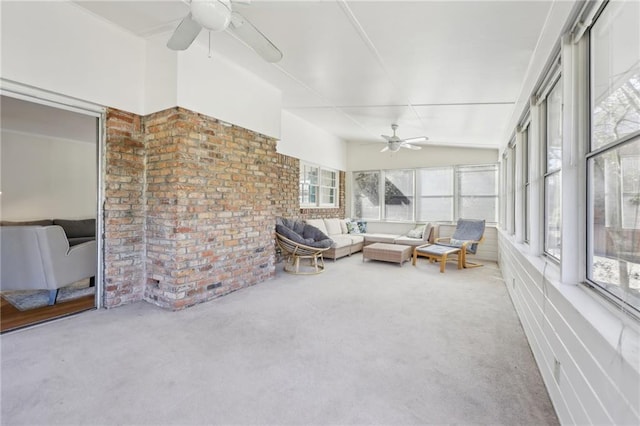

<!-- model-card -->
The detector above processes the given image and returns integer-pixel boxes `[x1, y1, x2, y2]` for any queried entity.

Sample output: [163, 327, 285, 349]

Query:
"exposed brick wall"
[103, 109, 146, 308]
[273, 153, 300, 218]
[143, 108, 277, 310]
[102, 107, 345, 309]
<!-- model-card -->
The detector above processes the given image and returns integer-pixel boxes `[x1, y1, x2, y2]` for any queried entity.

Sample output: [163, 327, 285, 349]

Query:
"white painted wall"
[279, 110, 347, 171]
[144, 34, 178, 114]
[177, 44, 282, 139]
[0, 1, 146, 114]
[499, 233, 640, 425]
[347, 143, 498, 171]
[0, 130, 97, 220]
[1, 2, 283, 139]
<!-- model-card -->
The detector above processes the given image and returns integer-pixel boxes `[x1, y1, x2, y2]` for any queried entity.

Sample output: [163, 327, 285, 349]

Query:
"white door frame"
[1, 78, 106, 308]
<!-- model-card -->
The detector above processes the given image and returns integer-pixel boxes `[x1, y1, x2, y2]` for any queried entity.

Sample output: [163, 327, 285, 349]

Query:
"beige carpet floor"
[1, 254, 558, 425]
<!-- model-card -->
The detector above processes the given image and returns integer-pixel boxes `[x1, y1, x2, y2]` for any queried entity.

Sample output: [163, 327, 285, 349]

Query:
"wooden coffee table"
[362, 243, 412, 266]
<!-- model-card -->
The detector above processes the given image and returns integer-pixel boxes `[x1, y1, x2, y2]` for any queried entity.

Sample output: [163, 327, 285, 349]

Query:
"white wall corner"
[279, 110, 348, 171]
[144, 34, 178, 115]
[176, 44, 282, 139]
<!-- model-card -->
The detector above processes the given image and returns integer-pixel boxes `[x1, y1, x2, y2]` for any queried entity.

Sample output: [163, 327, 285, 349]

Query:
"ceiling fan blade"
[381, 135, 392, 142]
[402, 144, 422, 150]
[403, 136, 429, 143]
[167, 14, 202, 50]
[228, 12, 282, 63]
[380, 146, 389, 152]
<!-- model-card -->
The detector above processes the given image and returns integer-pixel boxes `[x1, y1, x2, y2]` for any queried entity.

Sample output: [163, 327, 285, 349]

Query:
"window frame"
[300, 162, 339, 208]
[416, 167, 454, 223]
[543, 75, 563, 261]
[351, 163, 498, 223]
[522, 120, 531, 243]
[585, 0, 640, 316]
[352, 170, 382, 220]
[383, 169, 416, 222]
[456, 164, 499, 226]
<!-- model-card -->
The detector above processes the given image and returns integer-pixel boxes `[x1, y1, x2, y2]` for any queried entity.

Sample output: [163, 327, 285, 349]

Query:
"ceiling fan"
[380, 124, 429, 152]
[167, 0, 282, 63]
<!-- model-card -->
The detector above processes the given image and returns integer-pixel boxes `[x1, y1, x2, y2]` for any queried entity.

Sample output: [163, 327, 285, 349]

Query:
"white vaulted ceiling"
[73, 0, 560, 149]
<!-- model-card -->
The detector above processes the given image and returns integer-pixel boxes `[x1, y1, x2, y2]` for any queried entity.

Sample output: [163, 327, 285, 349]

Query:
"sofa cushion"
[348, 234, 365, 244]
[422, 223, 433, 242]
[68, 237, 95, 247]
[328, 235, 355, 249]
[305, 219, 328, 235]
[53, 219, 96, 238]
[302, 224, 330, 242]
[277, 217, 305, 235]
[324, 218, 343, 236]
[394, 236, 428, 247]
[276, 223, 332, 249]
[364, 233, 401, 244]
[1, 219, 53, 227]
[340, 219, 349, 234]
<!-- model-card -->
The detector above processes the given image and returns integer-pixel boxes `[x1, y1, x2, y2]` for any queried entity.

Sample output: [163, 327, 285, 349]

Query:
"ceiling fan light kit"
[167, 0, 283, 63]
[380, 124, 428, 153]
[190, 0, 231, 32]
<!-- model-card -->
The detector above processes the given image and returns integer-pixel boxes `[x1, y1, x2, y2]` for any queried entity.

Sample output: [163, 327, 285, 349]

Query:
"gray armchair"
[0, 226, 97, 305]
[435, 218, 486, 267]
[413, 219, 486, 271]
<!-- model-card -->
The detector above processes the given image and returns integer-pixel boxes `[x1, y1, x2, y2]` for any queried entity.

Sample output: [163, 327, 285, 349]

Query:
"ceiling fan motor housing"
[191, 0, 232, 32]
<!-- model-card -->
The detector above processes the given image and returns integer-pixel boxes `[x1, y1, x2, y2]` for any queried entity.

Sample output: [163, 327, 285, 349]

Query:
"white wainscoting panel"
[498, 231, 640, 425]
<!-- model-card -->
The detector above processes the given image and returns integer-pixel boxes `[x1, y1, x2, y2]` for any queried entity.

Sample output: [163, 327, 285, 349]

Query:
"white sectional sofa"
[363, 223, 434, 247]
[305, 218, 365, 260]
[304, 218, 435, 260]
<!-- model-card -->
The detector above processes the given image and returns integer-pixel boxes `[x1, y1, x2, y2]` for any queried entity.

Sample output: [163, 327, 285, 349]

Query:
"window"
[417, 167, 453, 222]
[320, 168, 337, 205]
[544, 78, 563, 260]
[457, 164, 498, 223]
[300, 163, 338, 208]
[384, 169, 414, 221]
[353, 164, 498, 223]
[352, 170, 380, 219]
[509, 145, 517, 234]
[504, 145, 516, 234]
[522, 123, 531, 243]
[351, 170, 414, 221]
[588, 0, 640, 313]
[500, 155, 508, 229]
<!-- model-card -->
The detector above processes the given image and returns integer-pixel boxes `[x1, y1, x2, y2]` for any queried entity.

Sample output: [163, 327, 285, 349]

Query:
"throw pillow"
[347, 221, 360, 234]
[357, 221, 367, 233]
[347, 220, 366, 234]
[406, 225, 426, 239]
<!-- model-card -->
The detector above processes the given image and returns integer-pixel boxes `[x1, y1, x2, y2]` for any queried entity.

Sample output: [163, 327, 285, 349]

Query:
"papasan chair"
[275, 217, 333, 274]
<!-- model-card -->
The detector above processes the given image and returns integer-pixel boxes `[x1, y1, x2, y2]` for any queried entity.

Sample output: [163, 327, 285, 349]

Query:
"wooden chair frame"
[435, 235, 485, 268]
[412, 243, 462, 273]
[275, 232, 330, 275]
